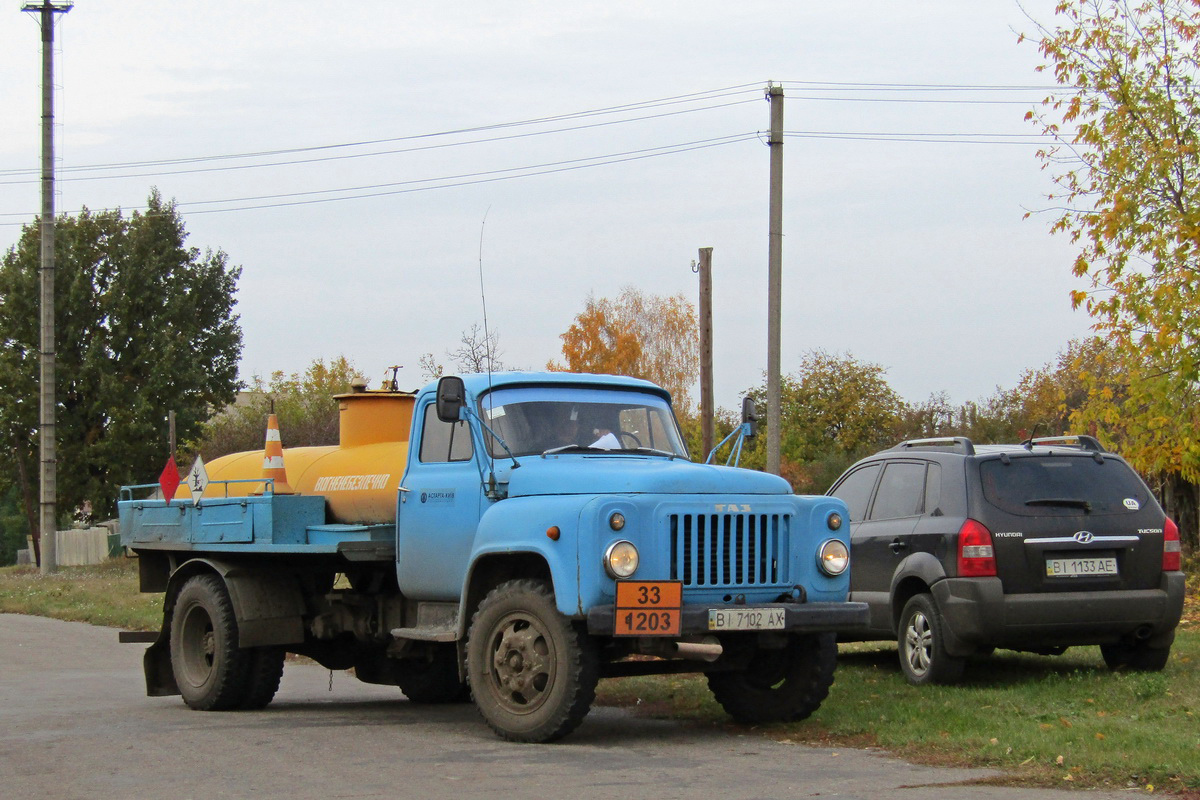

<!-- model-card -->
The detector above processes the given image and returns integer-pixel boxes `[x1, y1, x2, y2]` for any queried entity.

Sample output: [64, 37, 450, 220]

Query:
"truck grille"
[668, 512, 791, 588]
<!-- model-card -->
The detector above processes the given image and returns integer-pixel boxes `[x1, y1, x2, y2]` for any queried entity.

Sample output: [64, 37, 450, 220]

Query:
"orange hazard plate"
[614, 580, 682, 636]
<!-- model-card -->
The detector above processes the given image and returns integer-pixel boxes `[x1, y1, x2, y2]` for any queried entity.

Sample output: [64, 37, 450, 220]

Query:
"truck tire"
[466, 579, 598, 742]
[396, 643, 470, 704]
[237, 646, 285, 710]
[707, 632, 837, 724]
[170, 574, 251, 711]
[898, 593, 965, 685]
[1101, 641, 1172, 671]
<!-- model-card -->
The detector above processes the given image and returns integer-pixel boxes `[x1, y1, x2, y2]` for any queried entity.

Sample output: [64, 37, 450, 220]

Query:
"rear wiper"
[1025, 497, 1092, 511]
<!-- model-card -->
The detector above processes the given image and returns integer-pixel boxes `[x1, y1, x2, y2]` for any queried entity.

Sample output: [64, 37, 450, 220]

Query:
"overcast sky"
[0, 1, 1093, 411]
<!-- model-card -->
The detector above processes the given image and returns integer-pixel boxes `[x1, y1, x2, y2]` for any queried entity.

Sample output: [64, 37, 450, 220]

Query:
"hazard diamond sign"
[186, 456, 209, 505]
[158, 458, 181, 503]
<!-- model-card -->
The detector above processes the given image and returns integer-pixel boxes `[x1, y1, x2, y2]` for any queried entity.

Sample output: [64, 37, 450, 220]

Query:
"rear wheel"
[898, 594, 965, 685]
[238, 646, 285, 710]
[466, 579, 598, 742]
[170, 574, 251, 710]
[707, 632, 837, 724]
[1101, 641, 1172, 671]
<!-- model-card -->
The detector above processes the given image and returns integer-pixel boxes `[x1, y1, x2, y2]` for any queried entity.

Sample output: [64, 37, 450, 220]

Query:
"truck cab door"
[395, 399, 485, 601]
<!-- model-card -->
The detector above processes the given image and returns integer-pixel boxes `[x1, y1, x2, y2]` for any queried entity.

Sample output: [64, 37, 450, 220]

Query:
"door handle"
[889, 539, 908, 554]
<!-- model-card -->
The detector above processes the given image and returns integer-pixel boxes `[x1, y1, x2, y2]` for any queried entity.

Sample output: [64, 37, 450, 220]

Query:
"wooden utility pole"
[766, 83, 784, 476]
[23, 0, 72, 574]
[696, 248, 715, 458]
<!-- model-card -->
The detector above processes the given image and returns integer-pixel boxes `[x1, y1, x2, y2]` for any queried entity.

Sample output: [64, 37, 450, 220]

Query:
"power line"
[165, 136, 761, 216]
[0, 80, 1078, 225]
[783, 130, 1053, 145]
[0, 98, 760, 186]
[785, 95, 1048, 106]
[778, 79, 1066, 92]
[0, 133, 759, 223]
[0, 84, 763, 177]
[0, 80, 1068, 179]
[175, 134, 758, 208]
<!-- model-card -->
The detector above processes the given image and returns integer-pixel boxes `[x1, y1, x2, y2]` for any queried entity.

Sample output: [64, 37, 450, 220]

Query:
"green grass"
[595, 630, 1200, 794]
[0, 558, 161, 630]
[3, 559, 1197, 794]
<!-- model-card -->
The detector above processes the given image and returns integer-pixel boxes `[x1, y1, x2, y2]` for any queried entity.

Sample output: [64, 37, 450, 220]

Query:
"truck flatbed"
[119, 494, 395, 559]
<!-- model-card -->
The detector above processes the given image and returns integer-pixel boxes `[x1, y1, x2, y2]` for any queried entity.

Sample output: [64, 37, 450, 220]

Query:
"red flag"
[159, 458, 181, 503]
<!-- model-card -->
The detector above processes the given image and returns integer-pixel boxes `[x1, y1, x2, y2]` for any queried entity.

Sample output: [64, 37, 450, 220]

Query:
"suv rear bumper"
[933, 572, 1185, 654]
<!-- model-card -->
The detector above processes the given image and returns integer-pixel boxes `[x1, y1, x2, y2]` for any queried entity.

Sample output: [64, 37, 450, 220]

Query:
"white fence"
[54, 525, 117, 566]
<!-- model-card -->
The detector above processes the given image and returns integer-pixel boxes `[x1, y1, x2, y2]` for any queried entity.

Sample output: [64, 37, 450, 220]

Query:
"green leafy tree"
[742, 351, 906, 492]
[0, 191, 242, 555]
[191, 356, 367, 461]
[0, 485, 27, 566]
[1025, 0, 1200, 481]
[896, 391, 958, 440]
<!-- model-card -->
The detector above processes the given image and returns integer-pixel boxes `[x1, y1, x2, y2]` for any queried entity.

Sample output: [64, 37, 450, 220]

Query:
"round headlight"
[817, 539, 849, 576]
[609, 512, 626, 531]
[827, 511, 843, 531]
[604, 540, 639, 579]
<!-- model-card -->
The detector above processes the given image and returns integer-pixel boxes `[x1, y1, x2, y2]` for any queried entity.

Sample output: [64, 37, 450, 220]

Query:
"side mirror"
[741, 397, 759, 438]
[436, 376, 466, 423]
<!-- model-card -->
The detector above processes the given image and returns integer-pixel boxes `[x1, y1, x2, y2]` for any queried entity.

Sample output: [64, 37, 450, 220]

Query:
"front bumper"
[586, 600, 869, 637]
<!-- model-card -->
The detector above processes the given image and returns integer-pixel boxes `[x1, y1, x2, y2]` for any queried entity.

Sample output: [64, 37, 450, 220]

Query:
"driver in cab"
[547, 408, 619, 451]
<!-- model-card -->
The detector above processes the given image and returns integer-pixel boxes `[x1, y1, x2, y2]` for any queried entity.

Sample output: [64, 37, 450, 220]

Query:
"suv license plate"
[1045, 556, 1118, 577]
[708, 608, 786, 631]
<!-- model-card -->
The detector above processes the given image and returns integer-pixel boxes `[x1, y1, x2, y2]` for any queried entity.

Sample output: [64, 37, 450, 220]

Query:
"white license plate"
[707, 608, 786, 631]
[1045, 556, 1118, 577]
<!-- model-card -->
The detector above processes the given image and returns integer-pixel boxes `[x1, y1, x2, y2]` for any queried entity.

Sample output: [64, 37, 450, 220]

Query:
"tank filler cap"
[349, 378, 368, 393]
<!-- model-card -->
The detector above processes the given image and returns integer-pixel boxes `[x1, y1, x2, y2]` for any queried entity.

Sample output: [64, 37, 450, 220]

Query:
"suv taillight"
[957, 519, 997, 577]
[1163, 517, 1181, 572]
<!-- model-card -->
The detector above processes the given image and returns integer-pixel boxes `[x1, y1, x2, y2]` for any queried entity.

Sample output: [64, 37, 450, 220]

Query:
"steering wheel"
[618, 431, 642, 448]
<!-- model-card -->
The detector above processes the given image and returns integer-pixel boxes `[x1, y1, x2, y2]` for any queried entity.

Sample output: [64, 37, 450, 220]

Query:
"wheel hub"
[904, 611, 933, 676]
[490, 617, 553, 710]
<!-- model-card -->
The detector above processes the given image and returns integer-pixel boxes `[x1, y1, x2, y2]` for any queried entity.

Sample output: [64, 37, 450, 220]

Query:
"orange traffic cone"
[261, 413, 294, 494]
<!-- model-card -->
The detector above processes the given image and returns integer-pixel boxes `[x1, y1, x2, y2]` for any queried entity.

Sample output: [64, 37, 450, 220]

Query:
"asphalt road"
[0, 613, 1131, 800]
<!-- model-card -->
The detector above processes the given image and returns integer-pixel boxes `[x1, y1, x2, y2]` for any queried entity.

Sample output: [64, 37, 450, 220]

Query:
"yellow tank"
[184, 386, 415, 524]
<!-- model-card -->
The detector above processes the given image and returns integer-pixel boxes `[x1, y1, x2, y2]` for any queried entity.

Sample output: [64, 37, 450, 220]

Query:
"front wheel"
[707, 633, 837, 724]
[898, 594, 965, 685]
[466, 579, 598, 742]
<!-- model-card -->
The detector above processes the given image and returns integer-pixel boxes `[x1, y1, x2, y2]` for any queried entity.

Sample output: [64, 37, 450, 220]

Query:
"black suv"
[828, 436, 1185, 684]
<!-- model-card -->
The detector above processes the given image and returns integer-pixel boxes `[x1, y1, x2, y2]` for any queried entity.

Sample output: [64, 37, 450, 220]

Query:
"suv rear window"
[978, 455, 1152, 517]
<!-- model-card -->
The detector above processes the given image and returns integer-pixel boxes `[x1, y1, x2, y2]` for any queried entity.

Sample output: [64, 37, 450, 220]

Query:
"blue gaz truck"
[119, 372, 866, 742]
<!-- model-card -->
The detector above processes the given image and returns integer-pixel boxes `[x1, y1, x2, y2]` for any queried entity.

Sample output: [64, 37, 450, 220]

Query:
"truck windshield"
[479, 386, 689, 458]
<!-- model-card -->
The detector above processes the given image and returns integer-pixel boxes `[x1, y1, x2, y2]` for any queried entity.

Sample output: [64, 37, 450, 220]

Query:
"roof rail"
[891, 436, 975, 455]
[1026, 434, 1106, 453]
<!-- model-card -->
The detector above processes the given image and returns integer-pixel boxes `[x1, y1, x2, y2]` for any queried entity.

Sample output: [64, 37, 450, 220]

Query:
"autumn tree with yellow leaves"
[549, 287, 700, 412]
[1026, 0, 1200, 485]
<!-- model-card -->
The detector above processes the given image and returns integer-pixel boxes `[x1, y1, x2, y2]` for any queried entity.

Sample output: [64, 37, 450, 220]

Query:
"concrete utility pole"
[23, 0, 72, 574]
[766, 83, 784, 476]
[696, 247, 715, 459]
